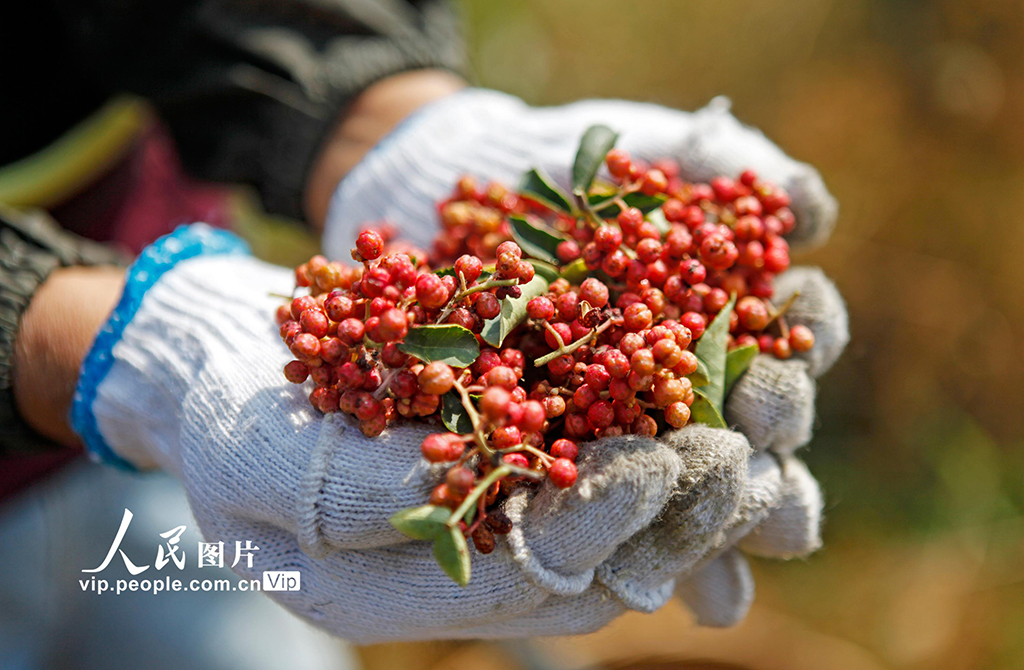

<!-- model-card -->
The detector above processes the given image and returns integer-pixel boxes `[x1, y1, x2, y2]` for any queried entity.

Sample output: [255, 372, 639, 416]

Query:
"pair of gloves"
[73, 89, 849, 643]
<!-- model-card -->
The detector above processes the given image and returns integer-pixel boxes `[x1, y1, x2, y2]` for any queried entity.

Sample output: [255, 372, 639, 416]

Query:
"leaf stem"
[573, 188, 603, 229]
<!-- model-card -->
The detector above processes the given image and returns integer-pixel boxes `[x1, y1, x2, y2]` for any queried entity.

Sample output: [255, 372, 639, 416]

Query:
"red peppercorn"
[454, 254, 484, 284]
[556, 239, 582, 263]
[480, 386, 512, 421]
[773, 337, 793, 359]
[606, 149, 632, 179]
[549, 438, 578, 461]
[527, 296, 555, 321]
[789, 324, 815, 352]
[415, 273, 450, 309]
[355, 230, 385, 261]
[493, 425, 522, 448]
[283, 360, 309, 384]
[475, 292, 501, 319]
[548, 458, 578, 488]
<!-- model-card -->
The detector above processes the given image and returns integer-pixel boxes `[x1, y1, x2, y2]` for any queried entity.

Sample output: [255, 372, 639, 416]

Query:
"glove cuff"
[71, 224, 250, 471]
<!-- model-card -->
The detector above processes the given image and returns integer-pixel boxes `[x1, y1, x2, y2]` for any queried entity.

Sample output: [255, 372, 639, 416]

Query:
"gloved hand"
[71, 89, 848, 642]
[71, 225, 819, 642]
[321, 88, 850, 628]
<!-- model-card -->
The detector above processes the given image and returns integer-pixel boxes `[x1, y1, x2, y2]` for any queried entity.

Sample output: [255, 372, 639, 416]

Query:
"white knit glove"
[71, 90, 848, 642]
[322, 88, 850, 627]
[71, 227, 822, 641]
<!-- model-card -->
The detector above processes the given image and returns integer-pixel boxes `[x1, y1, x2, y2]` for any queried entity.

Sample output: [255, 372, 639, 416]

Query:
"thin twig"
[435, 277, 519, 324]
[534, 318, 618, 367]
[447, 464, 511, 527]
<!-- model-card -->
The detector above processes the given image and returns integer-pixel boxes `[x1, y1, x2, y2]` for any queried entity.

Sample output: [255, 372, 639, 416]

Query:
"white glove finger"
[179, 361, 449, 554]
[724, 355, 816, 454]
[737, 456, 823, 559]
[504, 434, 684, 596]
[718, 450, 786, 547]
[594, 425, 751, 612]
[186, 505, 552, 643]
[774, 266, 850, 377]
[674, 548, 754, 628]
[455, 584, 628, 638]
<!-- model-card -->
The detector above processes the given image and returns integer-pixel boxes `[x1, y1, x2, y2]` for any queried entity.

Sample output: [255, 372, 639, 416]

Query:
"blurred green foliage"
[456, 0, 1024, 667]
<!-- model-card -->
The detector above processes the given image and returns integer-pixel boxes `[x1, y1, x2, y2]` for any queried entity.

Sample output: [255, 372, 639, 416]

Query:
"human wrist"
[12, 265, 125, 447]
[304, 69, 467, 229]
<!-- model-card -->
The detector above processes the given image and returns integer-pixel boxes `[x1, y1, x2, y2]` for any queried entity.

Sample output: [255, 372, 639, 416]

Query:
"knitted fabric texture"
[79, 247, 836, 641]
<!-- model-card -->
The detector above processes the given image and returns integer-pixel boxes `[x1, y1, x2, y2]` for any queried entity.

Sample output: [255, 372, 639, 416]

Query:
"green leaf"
[397, 324, 480, 367]
[559, 258, 589, 284]
[693, 294, 737, 413]
[433, 525, 471, 586]
[389, 505, 452, 541]
[589, 191, 668, 217]
[528, 259, 560, 283]
[441, 391, 473, 434]
[645, 206, 672, 235]
[509, 214, 566, 265]
[519, 168, 574, 213]
[687, 357, 711, 388]
[480, 273, 551, 347]
[690, 389, 728, 428]
[724, 344, 759, 396]
[572, 125, 619, 196]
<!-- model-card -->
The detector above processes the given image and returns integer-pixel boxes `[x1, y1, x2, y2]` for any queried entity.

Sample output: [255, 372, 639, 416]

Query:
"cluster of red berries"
[277, 233, 585, 551]
[277, 231, 531, 435]
[420, 371, 581, 554]
[429, 159, 814, 360]
[513, 274, 700, 438]
[275, 146, 817, 567]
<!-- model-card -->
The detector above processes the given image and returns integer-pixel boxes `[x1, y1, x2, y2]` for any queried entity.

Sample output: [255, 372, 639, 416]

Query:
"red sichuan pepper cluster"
[274, 129, 815, 583]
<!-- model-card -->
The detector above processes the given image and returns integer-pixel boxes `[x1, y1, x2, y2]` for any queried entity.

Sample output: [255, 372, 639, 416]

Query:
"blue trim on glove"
[71, 224, 250, 470]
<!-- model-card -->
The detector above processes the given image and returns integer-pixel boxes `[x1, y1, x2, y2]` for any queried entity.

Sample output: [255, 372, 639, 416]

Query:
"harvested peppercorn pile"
[274, 125, 816, 585]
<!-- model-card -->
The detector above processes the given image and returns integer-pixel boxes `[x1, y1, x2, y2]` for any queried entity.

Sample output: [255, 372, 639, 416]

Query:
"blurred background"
[2, 0, 1023, 669]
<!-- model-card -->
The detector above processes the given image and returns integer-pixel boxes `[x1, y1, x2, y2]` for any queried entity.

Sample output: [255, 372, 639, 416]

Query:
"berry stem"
[435, 277, 519, 324]
[451, 378, 493, 457]
[574, 191, 602, 229]
[517, 443, 555, 466]
[542, 321, 567, 348]
[464, 496, 488, 537]
[534, 317, 619, 367]
[495, 443, 552, 467]
[765, 290, 800, 338]
[765, 291, 800, 326]
[447, 464, 511, 528]
[373, 365, 403, 400]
